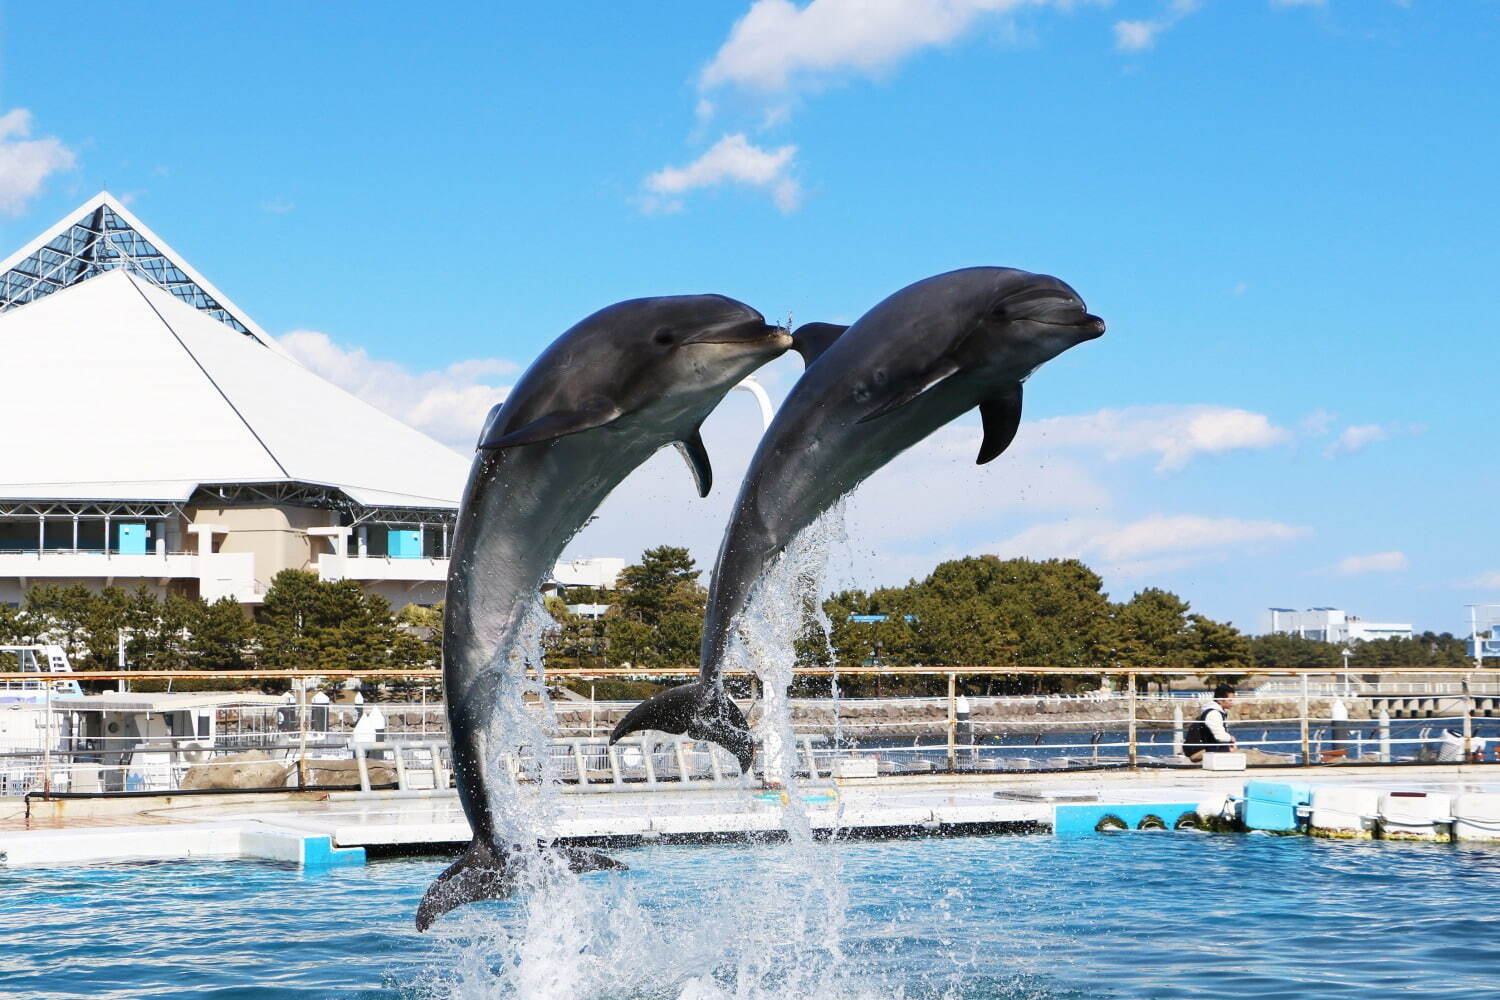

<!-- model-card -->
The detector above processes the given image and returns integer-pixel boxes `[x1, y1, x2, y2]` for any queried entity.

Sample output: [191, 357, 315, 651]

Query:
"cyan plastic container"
[1243, 780, 1312, 832]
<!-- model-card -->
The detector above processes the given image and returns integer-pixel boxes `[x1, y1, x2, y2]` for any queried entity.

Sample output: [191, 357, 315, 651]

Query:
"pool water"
[4, 833, 1500, 999]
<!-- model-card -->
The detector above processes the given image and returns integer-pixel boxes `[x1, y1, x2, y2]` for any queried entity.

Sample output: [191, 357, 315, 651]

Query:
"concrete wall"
[187, 505, 340, 593]
[360, 579, 445, 610]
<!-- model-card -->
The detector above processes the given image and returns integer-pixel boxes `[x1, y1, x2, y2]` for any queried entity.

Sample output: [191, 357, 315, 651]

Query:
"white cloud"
[1324, 423, 1389, 457]
[997, 514, 1308, 561]
[991, 514, 1309, 577]
[1113, 20, 1161, 51]
[0, 109, 76, 216]
[262, 197, 295, 215]
[1467, 572, 1500, 590]
[1335, 551, 1408, 575]
[1272, 0, 1324, 6]
[1029, 404, 1290, 472]
[1113, 0, 1201, 52]
[1300, 408, 1336, 436]
[642, 133, 800, 213]
[701, 0, 1046, 94]
[277, 330, 518, 451]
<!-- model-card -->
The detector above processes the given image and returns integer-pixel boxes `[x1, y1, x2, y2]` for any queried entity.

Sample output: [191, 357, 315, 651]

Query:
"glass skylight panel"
[0, 203, 253, 338]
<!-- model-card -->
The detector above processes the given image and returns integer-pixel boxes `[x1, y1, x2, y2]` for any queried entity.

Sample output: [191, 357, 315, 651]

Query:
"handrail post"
[1127, 672, 1138, 769]
[946, 672, 957, 772]
[572, 741, 589, 786]
[1463, 673, 1474, 763]
[42, 679, 53, 796]
[297, 680, 308, 789]
[1300, 673, 1311, 766]
[392, 743, 409, 790]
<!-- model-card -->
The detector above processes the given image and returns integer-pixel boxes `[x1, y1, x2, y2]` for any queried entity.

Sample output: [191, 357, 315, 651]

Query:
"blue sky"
[2, 1, 1497, 634]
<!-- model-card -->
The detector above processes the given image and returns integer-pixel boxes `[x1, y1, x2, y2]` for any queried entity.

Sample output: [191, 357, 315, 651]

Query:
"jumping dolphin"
[416, 295, 790, 931]
[608, 267, 1104, 766]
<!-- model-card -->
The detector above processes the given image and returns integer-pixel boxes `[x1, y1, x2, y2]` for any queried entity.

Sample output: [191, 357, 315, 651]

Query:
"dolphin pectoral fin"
[855, 360, 962, 425]
[610, 682, 755, 773]
[674, 428, 713, 497]
[415, 839, 517, 931]
[415, 840, 628, 931]
[478, 398, 625, 450]
[790, 322, 848, 367]
[976, 384, 1023, 464]
[561, 845, 629, 877]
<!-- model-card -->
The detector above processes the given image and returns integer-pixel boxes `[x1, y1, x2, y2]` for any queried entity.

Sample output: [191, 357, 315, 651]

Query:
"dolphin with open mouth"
[416, 295, 791, 931]
[608, 267, 1104, 769]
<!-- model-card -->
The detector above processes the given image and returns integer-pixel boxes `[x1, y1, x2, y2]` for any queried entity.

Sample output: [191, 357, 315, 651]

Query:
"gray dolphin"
[416, 295, 790, 931]
[608, 267, 1104, 766]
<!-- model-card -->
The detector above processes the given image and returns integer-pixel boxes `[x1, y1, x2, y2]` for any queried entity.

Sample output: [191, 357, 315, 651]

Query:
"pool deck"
[3, 764, 1499, 868]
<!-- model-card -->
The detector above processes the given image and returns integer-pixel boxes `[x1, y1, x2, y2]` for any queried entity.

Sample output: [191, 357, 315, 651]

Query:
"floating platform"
[3, 765, 1499, 868]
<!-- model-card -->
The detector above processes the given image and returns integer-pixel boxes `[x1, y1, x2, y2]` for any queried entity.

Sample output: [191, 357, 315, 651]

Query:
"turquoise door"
[388, 529, 422, 558]
[117, 523, 148, 555]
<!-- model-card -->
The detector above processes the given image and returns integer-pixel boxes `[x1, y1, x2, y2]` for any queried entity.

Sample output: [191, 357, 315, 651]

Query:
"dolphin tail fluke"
[608, 682, 756, 774]
[415, 838, 515, 931]
[414, 840, 626, 931]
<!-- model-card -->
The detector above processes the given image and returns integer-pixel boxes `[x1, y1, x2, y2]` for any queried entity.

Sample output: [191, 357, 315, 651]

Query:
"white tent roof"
[0, 197, 468, 509]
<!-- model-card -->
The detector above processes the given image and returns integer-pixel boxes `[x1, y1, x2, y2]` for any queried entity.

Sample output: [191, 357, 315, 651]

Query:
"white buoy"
[1331, 698, 1349, 751]
[955, 696, 974, 766]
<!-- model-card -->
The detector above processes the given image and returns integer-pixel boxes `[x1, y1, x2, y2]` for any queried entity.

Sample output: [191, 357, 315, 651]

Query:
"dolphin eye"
[654, 329, 675, 346]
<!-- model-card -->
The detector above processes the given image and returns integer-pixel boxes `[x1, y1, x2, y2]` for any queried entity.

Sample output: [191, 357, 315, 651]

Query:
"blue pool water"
[4, 833, 1500, 999]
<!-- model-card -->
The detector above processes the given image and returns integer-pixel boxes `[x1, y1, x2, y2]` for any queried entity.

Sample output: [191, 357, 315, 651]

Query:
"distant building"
[1469, 634, 1500, 662]
[1267, 607, 1413, 644]
[549, 558, 626, 592]
[544, 559, 628, 618]
[0, 193, 468, 610]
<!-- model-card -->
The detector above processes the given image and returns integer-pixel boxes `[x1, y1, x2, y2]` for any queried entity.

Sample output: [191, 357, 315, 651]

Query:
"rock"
[301, 758, 398, 788]
[180, 751, 293, 791]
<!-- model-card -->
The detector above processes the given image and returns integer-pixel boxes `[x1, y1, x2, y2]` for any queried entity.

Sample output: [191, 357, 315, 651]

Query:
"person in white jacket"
[1184, 683, 1237, 760]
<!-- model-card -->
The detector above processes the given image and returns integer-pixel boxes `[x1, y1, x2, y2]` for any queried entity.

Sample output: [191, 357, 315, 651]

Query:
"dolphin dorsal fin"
[478, 397, 624, 450]
[976, 384, 1023, 464]
[674, 427, 713, 497]
[790, 322, 848, 367]
[855, 359, 962, 425]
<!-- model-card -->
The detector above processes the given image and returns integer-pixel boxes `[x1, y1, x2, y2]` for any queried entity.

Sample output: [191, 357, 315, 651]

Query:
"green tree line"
[0, 549, 1471, 696]
[545, 549, 1476, 698]
[0, 569, 438, 691]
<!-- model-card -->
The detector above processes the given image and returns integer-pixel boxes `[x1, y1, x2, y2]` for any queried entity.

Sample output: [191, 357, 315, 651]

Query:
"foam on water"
[432, 506, 880, 999]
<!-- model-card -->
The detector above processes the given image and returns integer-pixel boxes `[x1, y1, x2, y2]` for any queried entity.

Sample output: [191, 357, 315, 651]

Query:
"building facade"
[1266, 607, 1413, 644]
[0, 193, 471, 609]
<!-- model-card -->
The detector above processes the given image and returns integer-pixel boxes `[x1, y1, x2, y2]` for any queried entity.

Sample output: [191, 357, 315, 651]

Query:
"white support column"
[358, 525, 369, 558]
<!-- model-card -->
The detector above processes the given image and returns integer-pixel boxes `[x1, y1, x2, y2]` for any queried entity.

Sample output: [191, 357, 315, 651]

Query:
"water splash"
[476, 596, 570, 883]
[436, 507, 886, 998]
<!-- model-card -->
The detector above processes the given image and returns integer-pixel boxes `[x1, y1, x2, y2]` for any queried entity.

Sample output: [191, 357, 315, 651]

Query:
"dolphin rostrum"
[415, 295, 790, 931]
[608, 267, 1104, 766]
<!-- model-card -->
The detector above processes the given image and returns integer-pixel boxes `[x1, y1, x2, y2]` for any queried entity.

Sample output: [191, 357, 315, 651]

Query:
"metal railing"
[3, 665, 1497, 799]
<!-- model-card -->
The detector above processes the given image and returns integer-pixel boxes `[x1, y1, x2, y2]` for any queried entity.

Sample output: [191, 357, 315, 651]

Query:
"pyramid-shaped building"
[0, 193, 470, 608]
